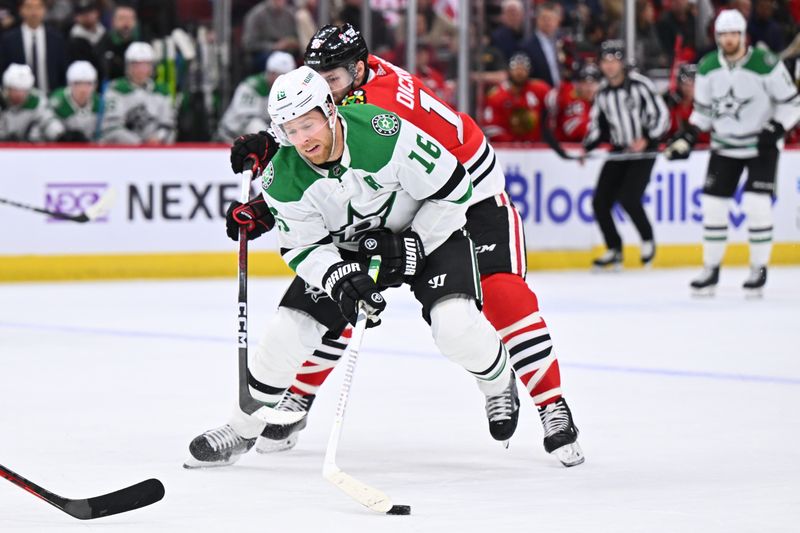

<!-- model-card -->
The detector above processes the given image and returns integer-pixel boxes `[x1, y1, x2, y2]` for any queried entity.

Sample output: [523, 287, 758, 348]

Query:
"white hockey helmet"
[2, 63, 35, 91]
[267, 65, 337, 145]
[66, 61, 98, 84]
[125, 41, 155, 63]
[266, 51, 296, 75]
[714, 9, 747, 36]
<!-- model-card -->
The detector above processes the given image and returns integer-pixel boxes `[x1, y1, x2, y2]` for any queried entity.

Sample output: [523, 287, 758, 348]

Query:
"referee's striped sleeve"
[631, 72, 669, 140]
[583, 96, 604, 150]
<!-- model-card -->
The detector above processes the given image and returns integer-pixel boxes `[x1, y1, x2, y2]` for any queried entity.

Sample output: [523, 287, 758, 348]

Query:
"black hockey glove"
[230, 131, 279, 175]
[664, 125, 699, 161]
[757, 120, 785, 152]
[225, 194, 275, 241]
[57, 130, 90, 143]
[323, 261, 386, 328]
[358, 230, 426, 286]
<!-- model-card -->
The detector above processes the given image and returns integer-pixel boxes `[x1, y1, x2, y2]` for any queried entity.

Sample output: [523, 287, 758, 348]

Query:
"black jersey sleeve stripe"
[428, 163, 467, 200]
[467, 143, 491, 174]
[472, 154, 497, 187]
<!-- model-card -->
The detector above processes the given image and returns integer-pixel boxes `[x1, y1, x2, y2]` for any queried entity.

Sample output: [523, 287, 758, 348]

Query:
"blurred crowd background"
[0, 0, 798, 145]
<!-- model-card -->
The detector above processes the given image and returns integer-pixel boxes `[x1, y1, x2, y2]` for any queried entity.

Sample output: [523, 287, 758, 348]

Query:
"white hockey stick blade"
[249, 405, 306, 425]
[323, 466, 393, 514]
[84, 188, 117, 221]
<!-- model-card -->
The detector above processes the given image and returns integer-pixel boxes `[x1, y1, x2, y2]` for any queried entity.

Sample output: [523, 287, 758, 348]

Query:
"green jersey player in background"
[665, 9, 800, 296]
[185, 66, 519, 468]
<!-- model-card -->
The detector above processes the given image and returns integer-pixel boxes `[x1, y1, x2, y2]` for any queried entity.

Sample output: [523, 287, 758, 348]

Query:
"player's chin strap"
[328, 103, 340, 161]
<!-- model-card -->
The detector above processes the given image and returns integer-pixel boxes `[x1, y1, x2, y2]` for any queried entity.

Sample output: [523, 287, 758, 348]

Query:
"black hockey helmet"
[678, 63, 697, 83]
[599, 39, 625, 61]
[576, 61, 602, 82]
[304, 24, 369, 72]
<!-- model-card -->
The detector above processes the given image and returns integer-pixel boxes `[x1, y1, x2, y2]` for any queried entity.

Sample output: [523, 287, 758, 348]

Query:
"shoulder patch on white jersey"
[371, 113, 400, 136]
[262, 162, 275, 189]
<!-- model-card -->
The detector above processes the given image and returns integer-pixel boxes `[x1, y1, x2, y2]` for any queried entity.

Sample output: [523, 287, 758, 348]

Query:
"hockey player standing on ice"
[100, 42, 176, 145]
[228, 24, 583, 467]
[215, 51, 296, 143]
[665, 9, 800, 296]
[0, 64, 62, 142]
[50, 61, 101, 142]
[579, 40, 669, 270]
[185, 65, 520, 468]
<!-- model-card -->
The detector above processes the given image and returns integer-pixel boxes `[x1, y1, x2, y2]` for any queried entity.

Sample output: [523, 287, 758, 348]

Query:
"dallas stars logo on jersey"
[330, 192, 397, 243]
[372, 114, 400, 136]
[711, 87, 752, 120]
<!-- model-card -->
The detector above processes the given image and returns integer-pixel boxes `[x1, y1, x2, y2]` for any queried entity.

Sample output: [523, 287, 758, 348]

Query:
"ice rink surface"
[1, 267, 798, 532]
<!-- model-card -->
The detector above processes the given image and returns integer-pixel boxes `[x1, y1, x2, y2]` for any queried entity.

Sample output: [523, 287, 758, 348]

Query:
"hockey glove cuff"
[323, 261, 386, 328]
[358, 230, 426, 286]
[225, 194, 275, 241]
[230, 131, 279, 175]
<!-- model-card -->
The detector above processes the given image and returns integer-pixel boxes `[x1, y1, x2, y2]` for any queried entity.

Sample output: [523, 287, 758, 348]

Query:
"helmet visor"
[318, 66, 355, 103]
[275, 111, 330, 146]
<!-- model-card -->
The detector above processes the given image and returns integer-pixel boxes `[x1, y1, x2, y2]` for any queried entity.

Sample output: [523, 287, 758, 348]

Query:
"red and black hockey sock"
[289, 328, 352, 397]
[481, 273, 562, 407]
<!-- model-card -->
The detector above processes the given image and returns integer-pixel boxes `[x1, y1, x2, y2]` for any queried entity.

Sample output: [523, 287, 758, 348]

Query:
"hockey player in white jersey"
[100, 42, 176, 145]
[215, 51, 296, 143]
[0, 64, 62, 142]
[185, 66, 518, 468]
[50, 61, 100, 142]
[665, 9, 800, 296]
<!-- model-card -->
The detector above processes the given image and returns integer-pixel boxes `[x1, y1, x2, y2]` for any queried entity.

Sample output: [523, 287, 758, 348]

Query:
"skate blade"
[743, 287, 764, 299]
[551, 442, 585, 467]
[691, 286, 716, 298]
[592, 264, 622, 273]
[255, 433, 298, 454]
[501, 439, 510, 450]
[182, 456, 240, 469]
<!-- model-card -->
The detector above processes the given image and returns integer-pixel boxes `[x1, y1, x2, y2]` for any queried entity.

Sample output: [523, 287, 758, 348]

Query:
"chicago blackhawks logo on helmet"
[371, 114, 400, 136]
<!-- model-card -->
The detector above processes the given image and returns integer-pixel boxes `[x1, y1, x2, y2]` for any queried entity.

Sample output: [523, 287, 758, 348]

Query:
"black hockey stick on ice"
[322, 256, 409, 516]
[0, 188, 116, 223]
[234, 166, 305, 427]
[0, 463, 164, 520]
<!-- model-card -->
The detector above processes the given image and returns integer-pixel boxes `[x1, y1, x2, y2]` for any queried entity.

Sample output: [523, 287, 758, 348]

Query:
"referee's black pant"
[592, 157, 656, 251]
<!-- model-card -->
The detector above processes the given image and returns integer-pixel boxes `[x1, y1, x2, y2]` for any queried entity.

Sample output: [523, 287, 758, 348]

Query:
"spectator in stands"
[731, 0, 752, 21]
[490, 0, 525, 63]
[416, 45, 452, 104]
[749, 0, 784, 52]
[665, 63, 709, 143]
[50, 60, 100, 142]
[519, 2, 563, 87]
[547, 61, 600, 142]
[294, 0, 317, 48]
[0, 0, 68, 94]
[242, 0, 299, 73]
[482, 53, 552, 142]
[657, 0, 697, 62]
[216, 51, 295, 143]
[416, 0, 457, 51]
[0, 1, 16, 34]
[100, 42, 175, 145]
[636, 0, 669, 70]
[0, 63, 62, 141]
[338, 0, 393, 53]
[97, 4, 139, 81]
[68, 0, 106, 79]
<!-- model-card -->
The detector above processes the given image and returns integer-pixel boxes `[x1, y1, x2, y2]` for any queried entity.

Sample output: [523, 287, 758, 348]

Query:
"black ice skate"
[592, 249, 622, 272]
[256, 391, 315, 453]
[641, 241, 656, 267]
[742, 265, 767, 298]
[538, 397, 585, 467]
[484, 373, 520, 447]
[183, 424, 256, 469]
[690, 265, 720, 296]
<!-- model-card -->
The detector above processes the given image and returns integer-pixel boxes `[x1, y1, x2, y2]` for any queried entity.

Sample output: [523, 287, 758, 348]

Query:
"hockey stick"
[322, 257, 409, 515]
[0, 463, 164, 520]
[235, 168, 305, 427]
[0, 188, 116, 223]
[779, 32, 800, 60]
[562, 150, 661, 162]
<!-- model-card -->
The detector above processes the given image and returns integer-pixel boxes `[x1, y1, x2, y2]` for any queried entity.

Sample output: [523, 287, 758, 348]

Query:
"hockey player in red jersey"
[226, 24, 582, 467]
[482, 53, 552, 142]
[547, 62, 601, 143]
[665, 64, 710, 144]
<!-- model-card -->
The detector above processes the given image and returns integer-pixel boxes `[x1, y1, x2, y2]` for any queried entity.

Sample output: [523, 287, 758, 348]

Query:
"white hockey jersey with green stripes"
[262, 104, 472, 293]
[690, 47, 800, 158]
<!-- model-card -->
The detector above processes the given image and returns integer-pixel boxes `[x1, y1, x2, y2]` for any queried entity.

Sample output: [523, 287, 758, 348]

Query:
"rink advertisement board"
[0, 146, 798, 280]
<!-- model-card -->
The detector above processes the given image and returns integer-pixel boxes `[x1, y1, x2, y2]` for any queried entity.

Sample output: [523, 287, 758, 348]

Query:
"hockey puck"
[386, 505, 411, 515]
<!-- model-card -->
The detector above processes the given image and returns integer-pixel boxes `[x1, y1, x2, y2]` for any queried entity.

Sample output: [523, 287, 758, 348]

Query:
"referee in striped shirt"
[580, 40, 670, 269]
